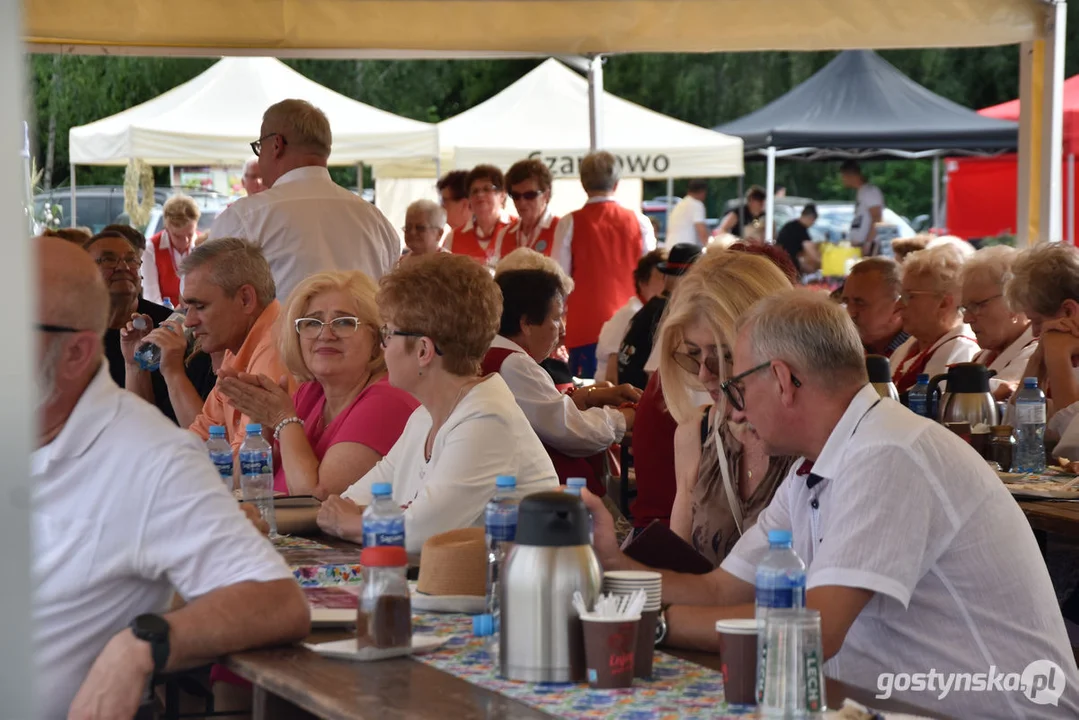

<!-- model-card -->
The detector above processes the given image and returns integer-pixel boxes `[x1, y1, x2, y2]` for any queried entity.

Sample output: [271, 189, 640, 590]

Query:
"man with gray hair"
[210, 98, 400, 301]
[584, 289, 1079, 718]
[124, 238, 296, 450]
[841, 256, 908, 357]
[552, 150, 656, 378]
[33, 236, 309, 719]
[400, 198, 448, 263]
[241, 157, 264, 196]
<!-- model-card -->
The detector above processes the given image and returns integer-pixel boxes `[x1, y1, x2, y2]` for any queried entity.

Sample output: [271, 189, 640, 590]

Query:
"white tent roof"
[68, 57, 439, 166]
[377, 59, 743, 179]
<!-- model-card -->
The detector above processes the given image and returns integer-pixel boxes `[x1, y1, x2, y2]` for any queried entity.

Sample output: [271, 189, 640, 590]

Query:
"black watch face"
[133, 613, 169, 640]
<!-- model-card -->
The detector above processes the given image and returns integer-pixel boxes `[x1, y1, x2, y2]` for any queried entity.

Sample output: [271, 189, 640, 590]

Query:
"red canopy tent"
[946, 75, 1079, 242]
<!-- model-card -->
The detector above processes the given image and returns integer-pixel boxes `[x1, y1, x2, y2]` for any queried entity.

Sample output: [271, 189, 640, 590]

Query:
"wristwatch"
[130, 613, 171, 674]
[654, 604, 670, 646]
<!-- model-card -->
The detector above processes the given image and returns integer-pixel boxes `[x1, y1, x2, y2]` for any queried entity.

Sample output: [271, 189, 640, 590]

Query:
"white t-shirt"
[596, 296, 643, 381]
[209, 166, 401, 302]
[848, 183, 885, 246]
[666, 196, 706, 247]
[31, 365, 294, 720]
[342, 374, 558, 556]
[721, 386, 1079, 719]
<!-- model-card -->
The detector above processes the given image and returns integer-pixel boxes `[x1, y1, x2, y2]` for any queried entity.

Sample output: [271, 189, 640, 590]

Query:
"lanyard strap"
[713, 421, 744, 538]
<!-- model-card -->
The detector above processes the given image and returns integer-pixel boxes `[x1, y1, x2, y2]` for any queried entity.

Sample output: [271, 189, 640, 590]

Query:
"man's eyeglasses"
[37, 323, 83, 333]
[898, 290, 940, 304]
[469, 184, 501, 197]
[510, 190, 543, 202]
[720, 361, 802, 412]
[402, 224, 438, 234]
[959, 294, 1003, 315]
[250, 132, 285, 157]
[671, 351, 721, 377]
[379, 324, 443, 355]
[295, 317, 363, 339]
[94, 254, 142, 270]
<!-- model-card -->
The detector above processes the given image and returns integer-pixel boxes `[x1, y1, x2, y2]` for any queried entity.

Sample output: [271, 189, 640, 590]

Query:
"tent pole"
[765, 146, 776, 243]
[70, 164, 76, 227]
[931, 156, 940, 232]
[357, 162, 364, 192]
[665, 177, 674, 247]
[1069, 153, 1075, 245]
[169, 164, 174, 190]
[1039, 0, 1066, 243]
[588, 55, 604, 151]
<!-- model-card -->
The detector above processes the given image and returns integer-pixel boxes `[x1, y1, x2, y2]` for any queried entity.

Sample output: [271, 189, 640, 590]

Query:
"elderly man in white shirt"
[584, 289, 1079, 719]
[34, 236, 310, 720]
[210, 99, 400, 301]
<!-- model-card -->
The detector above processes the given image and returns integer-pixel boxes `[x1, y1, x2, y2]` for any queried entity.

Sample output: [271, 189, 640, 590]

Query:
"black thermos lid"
[866, 354, 892, 384]
[514, 491, 591, 547]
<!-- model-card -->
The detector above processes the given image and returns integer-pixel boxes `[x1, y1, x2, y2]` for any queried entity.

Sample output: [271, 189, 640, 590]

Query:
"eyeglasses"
[37, 323, 83, 333]
[402, 224, 438, 234]
[250, 133, 285, 157]
[671, 350, 721, 377]
[898, 290, 940, 304]
[720, 361, 802, 412]
[959, 294, 1003, 315]
[510, 190, 543, 202]
[469, 184, 501, 197]
[379, 324, 444, 355]
[94, 254, 142, 270]
[295, 316, 363, 339]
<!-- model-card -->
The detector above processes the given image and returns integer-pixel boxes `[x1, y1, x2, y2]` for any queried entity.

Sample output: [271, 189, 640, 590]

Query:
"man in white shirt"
[241, 157, 264, 196]
[34, 236, 310, 720]
[665, 179, 709, 247]
[585, 289, 1079, 719]
[841, 160, 885, 256]
[209, 99, 400, 301]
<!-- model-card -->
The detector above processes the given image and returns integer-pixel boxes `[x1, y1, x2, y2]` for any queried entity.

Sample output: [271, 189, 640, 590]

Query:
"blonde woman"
[890, 244, 980, 393]
[218, 271, 419, 499]
[143, 194, 200, 306]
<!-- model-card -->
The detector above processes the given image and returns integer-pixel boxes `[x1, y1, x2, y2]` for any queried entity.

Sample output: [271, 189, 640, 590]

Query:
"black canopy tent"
[715, 50, 1019, 237]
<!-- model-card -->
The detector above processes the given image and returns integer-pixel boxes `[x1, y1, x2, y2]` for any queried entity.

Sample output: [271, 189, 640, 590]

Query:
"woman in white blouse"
[961, 246, 1036, 400]
[485, 269, 641, 492]
[890, 244, 981, 394]
[316, 254, 558, 555]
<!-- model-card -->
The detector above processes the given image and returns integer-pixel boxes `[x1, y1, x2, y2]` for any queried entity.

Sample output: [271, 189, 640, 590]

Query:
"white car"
[808, 202, 916, 243]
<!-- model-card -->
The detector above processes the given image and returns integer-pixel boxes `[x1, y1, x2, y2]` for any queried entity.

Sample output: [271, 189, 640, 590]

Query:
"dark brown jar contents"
[357, 594, 413, 649]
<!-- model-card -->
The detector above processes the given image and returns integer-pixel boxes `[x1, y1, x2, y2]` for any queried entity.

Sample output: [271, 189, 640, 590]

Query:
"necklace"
[424, 378, 481, 462]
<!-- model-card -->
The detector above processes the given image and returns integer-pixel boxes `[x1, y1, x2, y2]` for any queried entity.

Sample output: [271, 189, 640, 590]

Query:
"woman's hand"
[317, 495, 364, 542]
[139, 319, 189, 378]
[118, 313, 154, 367]
[579, 488, 625, 570]
[218, 372, 296, 431]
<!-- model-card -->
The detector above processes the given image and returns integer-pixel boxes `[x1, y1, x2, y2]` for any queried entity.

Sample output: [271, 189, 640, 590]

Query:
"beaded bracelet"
[273, 416, 304, 441]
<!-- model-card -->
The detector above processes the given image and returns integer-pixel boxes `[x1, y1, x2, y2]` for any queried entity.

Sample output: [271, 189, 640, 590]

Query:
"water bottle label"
[909, 399, 927, 417]
[239, 451, 271, 476]
[486, 521, 517, 542]
[1017, 404, 1046, 424]
[209, 452, 233, 479]
[364, 520, 405, 548]
[756, 640, 768, 702]
[805, 650, 824, 711]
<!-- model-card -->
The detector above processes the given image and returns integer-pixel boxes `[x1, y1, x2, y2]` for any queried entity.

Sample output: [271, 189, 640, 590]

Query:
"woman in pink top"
[219, 271, 419, 498]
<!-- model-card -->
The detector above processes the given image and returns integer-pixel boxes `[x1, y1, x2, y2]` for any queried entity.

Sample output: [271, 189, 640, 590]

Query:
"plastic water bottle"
[1014, 377, 1047, 473]
[362, 483, 406, 548]
[161, 298, 174, 310]
[755, 529, 807, 702]
[134, 310, 189, 372]
[205, 425, 234, 490]
[484, 476, 519, 656]
[907, 373, 931, 418]
[564, 477, 593, 541]
[239, 424, 277, 536]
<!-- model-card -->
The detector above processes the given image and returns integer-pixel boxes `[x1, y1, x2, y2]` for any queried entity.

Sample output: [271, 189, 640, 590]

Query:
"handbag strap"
[713, 420, 744, 537]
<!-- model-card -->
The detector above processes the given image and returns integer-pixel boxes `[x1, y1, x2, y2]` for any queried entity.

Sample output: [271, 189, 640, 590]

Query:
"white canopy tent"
[375, 58, 744, 231]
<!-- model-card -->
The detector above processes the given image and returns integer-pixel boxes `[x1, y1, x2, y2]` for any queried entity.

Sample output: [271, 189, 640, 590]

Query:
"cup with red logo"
[582, 616, 639, 689]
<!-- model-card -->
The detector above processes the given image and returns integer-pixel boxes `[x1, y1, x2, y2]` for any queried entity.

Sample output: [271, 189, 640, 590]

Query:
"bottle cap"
[495, 476, 517, 489]
[1023, 377, 1039, 389]
[767, 529, 793, 546]
[208, 425, 226, 437]
[245, 423, 262, 434]
[472, 613, 495, 637]
[916, 374, 930, 384]
[371, 482, 393, 497]
[360, 546, 408, 568]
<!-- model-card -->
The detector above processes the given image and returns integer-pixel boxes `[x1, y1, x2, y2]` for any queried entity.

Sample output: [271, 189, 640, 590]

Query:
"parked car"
[34, 186, 168, 235]
[807, 202, 916, 243]
[720, 196, 811, 237]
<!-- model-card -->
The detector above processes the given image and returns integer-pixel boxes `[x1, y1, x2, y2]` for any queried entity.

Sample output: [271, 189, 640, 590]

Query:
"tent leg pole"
[169, 165, 174, 189]
[357, 162, 364, 193]
[932, 156, 940, 232]
[1040, 0, 1066, 243]
[1070, 153, 1075, 245]
[588, 55, 604, 152]
[765, 146, 776, 243]
[70, 164, 76, 228]
[665, 177, 674, 247]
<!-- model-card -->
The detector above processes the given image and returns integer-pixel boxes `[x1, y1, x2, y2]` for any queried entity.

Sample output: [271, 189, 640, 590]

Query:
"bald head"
[38, 235, 109, 335]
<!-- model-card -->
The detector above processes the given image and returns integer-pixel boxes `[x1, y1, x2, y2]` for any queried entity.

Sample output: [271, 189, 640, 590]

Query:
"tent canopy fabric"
[68, 57, 439, 166]
[376, 59, 744, 179]
[717, 50, 1018, 158]
[25, 0, 1048, 55]
[980, 75, 1079, 155]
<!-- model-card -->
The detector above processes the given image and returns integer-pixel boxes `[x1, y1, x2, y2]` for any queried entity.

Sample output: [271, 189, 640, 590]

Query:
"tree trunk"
[43, 54, 61, 191]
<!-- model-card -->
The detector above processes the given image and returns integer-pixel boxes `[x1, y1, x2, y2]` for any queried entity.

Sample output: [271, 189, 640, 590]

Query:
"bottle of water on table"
[134, 308, 190, 372]
[239, 424, 277, 536]
[362, 483, 405, 548]
[483, 476, 518, 657]
[907, 373, 931, 418]
[564, 477, 593, 541]
[755, 529, 806, 702]
[205, 425, 234, 490]
[1014, 377, 1047, 474]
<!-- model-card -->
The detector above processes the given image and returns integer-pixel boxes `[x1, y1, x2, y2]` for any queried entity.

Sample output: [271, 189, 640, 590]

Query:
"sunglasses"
[295, 317, 363, 339]
[671, 350, 721, 377]
[720, 361, 801, 412]
[510, 190, 543, 202]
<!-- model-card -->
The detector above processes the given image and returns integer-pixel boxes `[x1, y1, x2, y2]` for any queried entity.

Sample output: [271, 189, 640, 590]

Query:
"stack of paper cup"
[602, 571, 662, 677]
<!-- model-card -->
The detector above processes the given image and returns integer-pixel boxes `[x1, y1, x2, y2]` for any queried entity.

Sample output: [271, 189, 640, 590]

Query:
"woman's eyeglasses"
[509, 190, 543, 202]
[295, 317, 362, 339]
[671, 351, 721, 377]
[378, 324, 443, 355]
[469, 184, 501, 197]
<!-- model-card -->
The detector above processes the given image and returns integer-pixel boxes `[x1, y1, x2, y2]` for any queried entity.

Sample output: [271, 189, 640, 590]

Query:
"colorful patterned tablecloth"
[274, 535, 363, 587]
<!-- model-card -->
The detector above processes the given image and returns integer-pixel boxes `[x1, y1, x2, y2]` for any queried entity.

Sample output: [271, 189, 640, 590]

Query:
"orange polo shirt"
[189, 300, 297, 453]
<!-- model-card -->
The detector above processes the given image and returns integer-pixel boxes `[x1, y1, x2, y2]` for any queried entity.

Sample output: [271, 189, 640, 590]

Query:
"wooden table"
[1019, 499, 1079, 540]
[226, 627, 947, 719]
